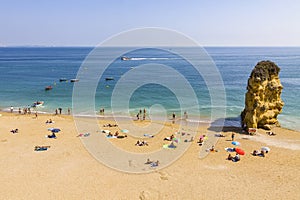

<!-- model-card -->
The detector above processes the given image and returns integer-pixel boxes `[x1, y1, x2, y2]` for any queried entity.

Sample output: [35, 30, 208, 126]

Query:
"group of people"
[135, 140, 148, 146]
[252, 149, 268, 157]
[145, 159, 160, 167]
[55, 108, 71, 115]
[45, 119, 53, 124]
[99, 108, 105, 115]
[227, 153, 240, 162]
[103, 123, 118, 127]
[136, 108, 147, 121]
[107, 131, 127, 139]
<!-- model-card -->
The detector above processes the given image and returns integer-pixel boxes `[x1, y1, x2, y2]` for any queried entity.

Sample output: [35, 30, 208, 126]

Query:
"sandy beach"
[0, 111, 299, 199]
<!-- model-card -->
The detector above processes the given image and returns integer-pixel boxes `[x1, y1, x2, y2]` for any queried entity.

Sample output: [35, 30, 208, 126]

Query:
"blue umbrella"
[48, 128, 61, 133]
[121, 129, 129, 133]
[231, 141, 240, 146]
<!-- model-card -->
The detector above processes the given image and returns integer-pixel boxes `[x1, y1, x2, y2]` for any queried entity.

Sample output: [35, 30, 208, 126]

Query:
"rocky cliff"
[241, 61, 284, 130]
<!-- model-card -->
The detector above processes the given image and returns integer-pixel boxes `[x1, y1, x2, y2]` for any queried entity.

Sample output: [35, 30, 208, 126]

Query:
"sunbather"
[47, 132, 56, 139]
[10, 128, 18, 134]
[232, 153, 240, 162]
[151, 160, 160, 167]
[35, 146, 50, 151]
[252, 150, 259, 156]
[227, 154, 233, 160]
[267, 131, 276, 136]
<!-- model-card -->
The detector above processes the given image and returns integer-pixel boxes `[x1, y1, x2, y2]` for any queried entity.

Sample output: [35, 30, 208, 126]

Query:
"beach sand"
[0, 112, 300, 199]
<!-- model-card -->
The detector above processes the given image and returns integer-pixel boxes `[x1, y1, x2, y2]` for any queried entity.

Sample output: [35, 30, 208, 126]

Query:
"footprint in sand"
[139, 190, 160, 200]
[158, 171, 169, 180]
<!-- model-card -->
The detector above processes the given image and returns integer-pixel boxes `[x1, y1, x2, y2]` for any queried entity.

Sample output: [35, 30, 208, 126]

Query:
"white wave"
[129, 57, 178, 61]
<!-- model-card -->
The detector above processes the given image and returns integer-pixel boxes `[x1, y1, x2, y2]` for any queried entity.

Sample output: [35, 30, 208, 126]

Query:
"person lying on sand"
[144, 159, 159, 167]
[227, 153, 233, 160]
[232, 153, 240, 162]
[267, 131, 276, 136]
[135, 140, 148, 146]
[206, 145, 218, 152]
[107, 132, 113, 137]
[164, 134, 174, 141]
[215, 133, 225, 137]
[259, 150, 265, 157]
[114, 131, 119, 137]
[252, 150, 259, 156]
[145, 158, 153, 164]
[103, 123, 118, 127]
[47, 132, 56, 139]
[45, 119, 53, 124]
[150, 160, 160, 167]
[34, 146, 50, 151]
[10, 129, 18, 134]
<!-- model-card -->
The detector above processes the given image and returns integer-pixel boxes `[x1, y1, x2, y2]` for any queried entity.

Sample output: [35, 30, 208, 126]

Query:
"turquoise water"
[0, 47, 299, 131]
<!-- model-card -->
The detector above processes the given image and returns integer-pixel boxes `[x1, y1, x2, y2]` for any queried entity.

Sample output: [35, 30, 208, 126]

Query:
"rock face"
[241, 61, 284, 130]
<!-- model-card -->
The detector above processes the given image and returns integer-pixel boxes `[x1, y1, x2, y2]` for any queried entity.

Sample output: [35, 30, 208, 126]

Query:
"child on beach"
[231, 133, 235, 141]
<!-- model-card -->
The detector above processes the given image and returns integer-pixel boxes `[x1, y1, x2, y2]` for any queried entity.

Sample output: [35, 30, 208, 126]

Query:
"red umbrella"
[235, 147, 245, 155]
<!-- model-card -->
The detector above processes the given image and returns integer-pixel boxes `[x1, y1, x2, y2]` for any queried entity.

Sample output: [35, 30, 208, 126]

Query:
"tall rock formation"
[241, 61, 284, 130]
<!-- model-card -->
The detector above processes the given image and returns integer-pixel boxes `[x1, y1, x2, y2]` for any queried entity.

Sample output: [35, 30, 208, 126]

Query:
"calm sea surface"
[0, 47, 299, 131]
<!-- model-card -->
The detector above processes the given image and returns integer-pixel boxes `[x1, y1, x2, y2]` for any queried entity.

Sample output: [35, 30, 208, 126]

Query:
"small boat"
[105, 77, 114, 81]
[70, 79, 79, 82]
[32, 101, 44, 107]
[45, 86, 52, 91]
[59, 78, 68, 82]
[121, 56, 131, 61]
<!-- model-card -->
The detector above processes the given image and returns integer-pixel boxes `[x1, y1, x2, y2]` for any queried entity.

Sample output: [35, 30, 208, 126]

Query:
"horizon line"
[1, 45, 300, 48]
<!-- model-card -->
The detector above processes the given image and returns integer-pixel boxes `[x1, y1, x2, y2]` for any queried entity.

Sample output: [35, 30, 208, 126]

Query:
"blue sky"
[0, 0, 299, 46]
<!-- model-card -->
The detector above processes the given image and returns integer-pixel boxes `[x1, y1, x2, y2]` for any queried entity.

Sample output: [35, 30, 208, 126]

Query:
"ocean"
[0, 47, 299, 131]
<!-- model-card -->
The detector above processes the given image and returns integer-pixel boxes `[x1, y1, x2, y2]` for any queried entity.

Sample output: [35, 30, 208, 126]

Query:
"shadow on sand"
[208, 117, 246, 134]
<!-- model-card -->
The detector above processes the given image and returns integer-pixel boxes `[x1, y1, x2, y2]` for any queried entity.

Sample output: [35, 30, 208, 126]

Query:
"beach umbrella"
[121, 129, 129, 133]
[173, 138, 180, 143]
[261, 147, 270, 152]
[231, 141, 240, 146]
[235, 147, 245, 155]
[48, 128, 61, 133]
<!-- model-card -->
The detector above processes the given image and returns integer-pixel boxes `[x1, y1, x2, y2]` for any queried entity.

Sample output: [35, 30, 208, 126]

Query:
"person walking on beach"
[172, 112, 176, 124]
[137, 113, 140, 120]
[10, 106, 13, 113]
[58, 108, 62, 115]
[55, 109, 58, 115]
[68, 108, 71, 115]
[143, 108, 146, 120]
[184, 111, 188, 120]
[18, 108, 21, 114]
[231, 132, 235, 141]
[35, 111, 38, 118]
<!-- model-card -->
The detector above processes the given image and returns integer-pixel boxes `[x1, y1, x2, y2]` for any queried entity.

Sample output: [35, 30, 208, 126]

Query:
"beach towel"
[106, 135, 117, 138]
[163, 143, 177, 149]
[144, 134, 154, 138]
[225, 147, 235, 152]
[35, 146, 50, 151]
[150, 162, 159, 167]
